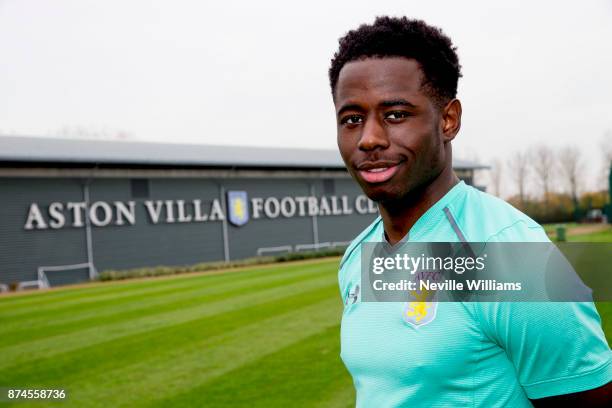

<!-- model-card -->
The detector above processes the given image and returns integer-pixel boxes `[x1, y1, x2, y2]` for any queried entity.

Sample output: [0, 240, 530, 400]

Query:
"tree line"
[486, 138, 612, 223]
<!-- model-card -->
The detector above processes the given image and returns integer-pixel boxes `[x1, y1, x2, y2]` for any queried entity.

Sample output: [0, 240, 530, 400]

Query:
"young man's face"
[334, 57, 450, 203]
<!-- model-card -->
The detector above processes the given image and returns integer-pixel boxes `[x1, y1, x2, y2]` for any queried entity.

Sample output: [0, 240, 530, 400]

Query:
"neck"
[379, 163, 459, 245]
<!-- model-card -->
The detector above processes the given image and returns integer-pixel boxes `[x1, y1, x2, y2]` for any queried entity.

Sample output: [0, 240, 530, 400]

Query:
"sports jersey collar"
[380, 180, 468, 243]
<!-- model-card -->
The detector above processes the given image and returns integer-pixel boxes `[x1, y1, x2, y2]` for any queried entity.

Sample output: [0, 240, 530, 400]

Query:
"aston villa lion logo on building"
[227, 191, 249, 227]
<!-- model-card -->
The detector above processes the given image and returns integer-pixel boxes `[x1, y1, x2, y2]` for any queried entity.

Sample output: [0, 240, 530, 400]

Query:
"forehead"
[334, 57, 425, 104]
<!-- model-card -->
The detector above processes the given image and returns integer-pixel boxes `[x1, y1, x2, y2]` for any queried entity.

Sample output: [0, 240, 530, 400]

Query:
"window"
[323, 179, 335, 195]
[130, 179, 150, 198]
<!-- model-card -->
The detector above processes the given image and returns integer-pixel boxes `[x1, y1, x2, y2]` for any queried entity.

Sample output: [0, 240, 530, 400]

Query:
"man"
[329, 16, 611, 407]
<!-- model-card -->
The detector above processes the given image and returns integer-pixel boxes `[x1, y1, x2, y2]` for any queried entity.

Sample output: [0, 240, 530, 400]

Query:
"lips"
[357, 161, 402, 184]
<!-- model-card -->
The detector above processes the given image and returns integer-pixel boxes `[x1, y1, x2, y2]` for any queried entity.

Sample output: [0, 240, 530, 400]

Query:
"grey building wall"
[89, 178, 225, 271]
[0, 174, 378, 286]
[0, 178, 89, 285]
[224, 178, 314, 261]
[316, 178, 375, 244]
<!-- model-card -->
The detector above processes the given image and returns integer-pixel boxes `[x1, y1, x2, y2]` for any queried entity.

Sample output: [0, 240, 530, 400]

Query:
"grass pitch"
[0, 259, 354, 407]
[1, 225, 611, 407]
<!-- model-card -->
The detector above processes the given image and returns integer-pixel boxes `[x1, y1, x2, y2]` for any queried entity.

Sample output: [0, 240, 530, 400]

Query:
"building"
[0, 136, 487, 288]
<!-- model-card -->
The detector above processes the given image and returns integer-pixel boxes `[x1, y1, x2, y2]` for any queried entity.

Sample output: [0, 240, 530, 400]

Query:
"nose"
[358, 117, 389, 151]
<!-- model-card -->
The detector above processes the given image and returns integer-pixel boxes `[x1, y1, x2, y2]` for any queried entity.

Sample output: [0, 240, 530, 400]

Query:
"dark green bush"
[97, 247, 346, 282]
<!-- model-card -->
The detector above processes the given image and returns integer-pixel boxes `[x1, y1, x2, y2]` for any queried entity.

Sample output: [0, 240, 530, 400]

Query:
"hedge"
[97, 247, 347, 282]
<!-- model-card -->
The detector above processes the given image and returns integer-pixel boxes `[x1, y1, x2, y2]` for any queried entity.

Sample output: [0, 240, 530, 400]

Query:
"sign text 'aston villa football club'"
[23, 191, 378, 230]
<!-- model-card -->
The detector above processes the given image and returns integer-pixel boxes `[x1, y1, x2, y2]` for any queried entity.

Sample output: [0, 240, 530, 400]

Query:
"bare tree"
[507, 151, 529, 206]
[531, 145, 555, 206]
[558, 146, 583, 208]
[489, 158, 503, 198]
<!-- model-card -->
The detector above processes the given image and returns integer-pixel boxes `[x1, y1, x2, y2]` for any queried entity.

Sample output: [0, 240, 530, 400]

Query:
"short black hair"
[329, 16, 462, 108]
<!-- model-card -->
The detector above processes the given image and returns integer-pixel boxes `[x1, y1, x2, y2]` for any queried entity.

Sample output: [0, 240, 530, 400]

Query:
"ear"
[441, 99, 462, 142]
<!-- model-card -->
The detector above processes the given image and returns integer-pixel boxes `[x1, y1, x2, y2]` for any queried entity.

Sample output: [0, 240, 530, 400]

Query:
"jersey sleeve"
[476, 301, 611, 399]
[475, 222, 612, 399]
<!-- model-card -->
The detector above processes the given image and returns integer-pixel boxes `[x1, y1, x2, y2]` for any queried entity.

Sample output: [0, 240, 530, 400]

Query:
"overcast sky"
[1, 0, 611, 195]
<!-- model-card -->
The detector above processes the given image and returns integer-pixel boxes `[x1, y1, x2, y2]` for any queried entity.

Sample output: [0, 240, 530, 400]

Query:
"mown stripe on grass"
[596, 302, 612, 344]
[0, 264, 334, 346]
[0, 273, 339, 371]
[0, 261, 330, 324]
[0, 268, 219, 308]
[0, 259, 339, 317]
[149, 324, 354, 408]
[312, 382, 357, 408]
[568, 229, 612, 242]
[56, 297, 342, 408]
[0, 283, 339, 388]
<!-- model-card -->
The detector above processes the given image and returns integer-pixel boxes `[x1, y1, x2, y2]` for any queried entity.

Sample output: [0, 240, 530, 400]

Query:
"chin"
[360, 184, 406, 203]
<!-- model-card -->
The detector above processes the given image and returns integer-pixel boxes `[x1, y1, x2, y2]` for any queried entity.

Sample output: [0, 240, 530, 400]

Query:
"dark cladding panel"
[90, 178, 224, 272]
[223, 178, 313, 260]
[0, 178, 88, 285]
[312, 178, 379, 245]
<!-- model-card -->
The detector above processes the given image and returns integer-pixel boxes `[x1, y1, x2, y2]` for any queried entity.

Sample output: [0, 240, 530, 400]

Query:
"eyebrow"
[337, 99, 416, 117]
[379, 99, 416, 108]
[337, 103, 363, 117]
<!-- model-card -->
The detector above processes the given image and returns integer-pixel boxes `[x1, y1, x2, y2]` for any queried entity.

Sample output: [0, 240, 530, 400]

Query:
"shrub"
[97, 248, 346, 282]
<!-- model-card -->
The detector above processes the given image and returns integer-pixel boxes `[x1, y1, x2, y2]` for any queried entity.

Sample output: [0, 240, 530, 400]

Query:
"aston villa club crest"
[227, 191, 249, 227]
[402, 298, 438, 328]
[401, 272, 440, 327]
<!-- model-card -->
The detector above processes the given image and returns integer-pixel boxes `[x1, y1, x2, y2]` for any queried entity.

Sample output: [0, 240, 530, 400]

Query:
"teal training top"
[339, 180, 612, 407]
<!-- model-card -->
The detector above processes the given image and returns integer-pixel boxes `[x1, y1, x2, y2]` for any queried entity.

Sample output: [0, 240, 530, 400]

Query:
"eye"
[385, 111, 410, 121]
[340, 114, 363, 126]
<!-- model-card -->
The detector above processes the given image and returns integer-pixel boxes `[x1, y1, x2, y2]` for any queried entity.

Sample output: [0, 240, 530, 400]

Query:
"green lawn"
[543, 223, 612, 242]
[567, 228, 612, 242]
[1, 225, 611, 407]
[0, 259, 354, 408]
[567, 226, 612, 341]
[545, 224, 612, 342]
